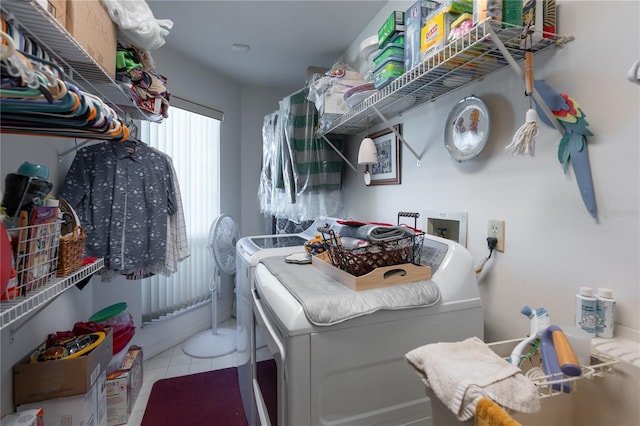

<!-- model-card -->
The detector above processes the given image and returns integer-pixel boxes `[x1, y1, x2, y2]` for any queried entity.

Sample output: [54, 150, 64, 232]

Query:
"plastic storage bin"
[374, 45, 405, 68]
[378, 10, 404, 49]
[373, 58, 405, 89]
[387, 32, 405, 48]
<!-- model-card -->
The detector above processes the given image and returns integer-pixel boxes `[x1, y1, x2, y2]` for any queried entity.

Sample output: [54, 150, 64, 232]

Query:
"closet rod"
[58, 139, 93, 162]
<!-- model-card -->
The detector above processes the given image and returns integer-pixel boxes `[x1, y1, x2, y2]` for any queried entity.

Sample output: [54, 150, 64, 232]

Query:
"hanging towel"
[475, 397, 522, 426]
[405, 337, 540, 421]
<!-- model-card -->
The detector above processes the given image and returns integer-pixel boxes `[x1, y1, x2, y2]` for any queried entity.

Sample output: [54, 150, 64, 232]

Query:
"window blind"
[140, 104, 221, 323]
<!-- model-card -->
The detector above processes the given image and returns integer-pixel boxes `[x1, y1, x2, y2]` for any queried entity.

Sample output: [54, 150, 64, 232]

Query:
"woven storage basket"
[320, 229, 424, 277]
[56, 226, 86, 276]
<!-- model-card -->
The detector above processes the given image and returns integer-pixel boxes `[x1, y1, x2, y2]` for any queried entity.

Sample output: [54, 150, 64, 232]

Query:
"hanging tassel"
[505, 108, 538, 156]
[506, 32, 538, 156]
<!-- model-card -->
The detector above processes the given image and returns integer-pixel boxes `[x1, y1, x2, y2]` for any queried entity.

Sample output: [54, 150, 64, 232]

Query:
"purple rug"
[142, 367, 248, 426]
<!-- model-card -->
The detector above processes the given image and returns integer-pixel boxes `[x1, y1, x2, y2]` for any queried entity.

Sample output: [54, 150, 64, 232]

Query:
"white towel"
[405, 337, 540, 421]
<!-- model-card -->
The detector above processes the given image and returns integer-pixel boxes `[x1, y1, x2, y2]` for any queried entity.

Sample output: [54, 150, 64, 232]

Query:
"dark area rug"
[142, 367, 248, 426]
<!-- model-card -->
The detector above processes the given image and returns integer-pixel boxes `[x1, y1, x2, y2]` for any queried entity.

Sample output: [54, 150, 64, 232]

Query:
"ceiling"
[146, 0, 387, 91]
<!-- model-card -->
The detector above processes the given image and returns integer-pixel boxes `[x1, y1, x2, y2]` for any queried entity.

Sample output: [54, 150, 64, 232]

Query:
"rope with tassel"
[505, 27, 538, 156]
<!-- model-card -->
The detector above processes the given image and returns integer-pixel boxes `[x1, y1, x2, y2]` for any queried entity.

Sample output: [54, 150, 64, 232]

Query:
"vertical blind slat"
[140, 106, 221, 322]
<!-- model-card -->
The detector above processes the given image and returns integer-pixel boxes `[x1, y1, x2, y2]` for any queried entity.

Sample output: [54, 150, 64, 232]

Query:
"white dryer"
[236, 220, 325, 426]
[250, 227, 484, 426]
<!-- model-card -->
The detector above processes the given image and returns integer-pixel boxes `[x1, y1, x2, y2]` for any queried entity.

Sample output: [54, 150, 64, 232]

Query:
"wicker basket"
[320, 228, 424, 277]
[56, 226, 86, 277]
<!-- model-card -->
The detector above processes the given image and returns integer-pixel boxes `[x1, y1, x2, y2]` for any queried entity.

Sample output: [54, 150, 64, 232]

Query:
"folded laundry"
[340, 224, 416, 243]
[355, 224, 416, 242]
[405, 336, 540, 421]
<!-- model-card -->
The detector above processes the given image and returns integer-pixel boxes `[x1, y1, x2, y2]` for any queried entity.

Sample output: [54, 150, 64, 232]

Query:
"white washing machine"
[250, 227, 484, 426]
[236, 220, 326, 426]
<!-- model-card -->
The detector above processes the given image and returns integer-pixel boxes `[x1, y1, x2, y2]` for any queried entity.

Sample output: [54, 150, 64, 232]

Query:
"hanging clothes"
[259, 89, 344, 222]
[151, 145, 189, 275]
[59, 140, 181, 278]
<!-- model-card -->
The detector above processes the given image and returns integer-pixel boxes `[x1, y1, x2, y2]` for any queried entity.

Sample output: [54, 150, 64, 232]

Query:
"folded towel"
[355, 225, 416, 242]
[405, 337, 540, 421]
[475, 398, 522, 426]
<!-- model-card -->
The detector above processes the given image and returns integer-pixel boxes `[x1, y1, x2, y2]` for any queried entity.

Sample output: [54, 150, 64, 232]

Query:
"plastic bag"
[102, 0, 173, 50]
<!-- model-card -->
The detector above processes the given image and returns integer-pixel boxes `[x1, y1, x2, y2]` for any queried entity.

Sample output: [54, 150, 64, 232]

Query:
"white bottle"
[596, 288, 616, 338]
[575, 286, 597, 336]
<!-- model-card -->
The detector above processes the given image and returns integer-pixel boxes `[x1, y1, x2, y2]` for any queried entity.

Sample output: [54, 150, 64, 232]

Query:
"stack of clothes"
[116, 45, 170, 118]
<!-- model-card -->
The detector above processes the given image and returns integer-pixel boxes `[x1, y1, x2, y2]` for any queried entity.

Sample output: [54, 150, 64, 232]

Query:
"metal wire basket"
[318, 213, 425, 277]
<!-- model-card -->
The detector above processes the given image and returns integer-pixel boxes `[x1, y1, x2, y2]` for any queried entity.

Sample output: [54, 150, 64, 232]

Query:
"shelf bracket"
[487, 26, 565, 135]
[371, 106, 423, 167]
[319, 134, 358, 173]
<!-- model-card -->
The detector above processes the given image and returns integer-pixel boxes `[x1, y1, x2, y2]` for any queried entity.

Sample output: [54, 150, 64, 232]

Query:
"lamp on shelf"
[358, 116, 378, 185]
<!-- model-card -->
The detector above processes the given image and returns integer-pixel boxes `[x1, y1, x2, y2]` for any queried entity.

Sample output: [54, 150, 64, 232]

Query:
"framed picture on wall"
[366, 124, 401, 185]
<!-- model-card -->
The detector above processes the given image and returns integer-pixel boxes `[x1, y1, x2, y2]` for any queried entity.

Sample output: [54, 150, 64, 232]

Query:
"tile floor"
[125, 318, 240, 426]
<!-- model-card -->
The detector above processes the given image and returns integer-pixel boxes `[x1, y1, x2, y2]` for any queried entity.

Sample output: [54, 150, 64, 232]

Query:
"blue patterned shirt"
[60, 141, 176, 273]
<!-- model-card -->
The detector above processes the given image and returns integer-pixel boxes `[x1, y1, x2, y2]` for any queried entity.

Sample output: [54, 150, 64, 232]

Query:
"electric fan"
[183, 214, 240, 358]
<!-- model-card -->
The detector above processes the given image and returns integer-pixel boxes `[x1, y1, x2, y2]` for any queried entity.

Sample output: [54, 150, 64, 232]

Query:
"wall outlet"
[488, 219, 505, 252]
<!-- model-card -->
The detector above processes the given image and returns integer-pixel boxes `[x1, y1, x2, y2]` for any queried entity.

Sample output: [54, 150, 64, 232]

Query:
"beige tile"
[166, 364, 191, 378]
[145, 354, 172, 369]
[189, 360, 214, 374]
[143, 366, 168, 384]
[169, 351, 192, 367]
[126, 409, 144, 426]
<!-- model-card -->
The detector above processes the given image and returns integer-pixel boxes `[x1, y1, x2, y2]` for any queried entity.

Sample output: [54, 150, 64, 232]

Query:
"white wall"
[339, 0, 639, 342]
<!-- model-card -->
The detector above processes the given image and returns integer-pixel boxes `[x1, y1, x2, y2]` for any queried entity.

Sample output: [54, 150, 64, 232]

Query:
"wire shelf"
[1, 0, 163, 123]
[489, 338, 619, 399]
[0, 258, 104, 330]
[321, 20, 573, 136]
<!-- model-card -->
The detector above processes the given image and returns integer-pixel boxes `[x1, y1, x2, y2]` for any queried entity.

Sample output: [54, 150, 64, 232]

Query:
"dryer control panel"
[418, 237, 449, 273]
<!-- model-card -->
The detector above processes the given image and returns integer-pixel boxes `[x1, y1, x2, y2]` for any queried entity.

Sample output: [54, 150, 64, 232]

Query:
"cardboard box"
[1, 408, 44, 426]
[420, 9, 455, 62]
[18, 371, 107, 426]
[65, 0, 117, 78]
[48, 0, 67, 28]
[405, 0, 440, 70]
[106, 346, 143, 426]
[13, 329, 113, 405]
[378, 10, 404, 49]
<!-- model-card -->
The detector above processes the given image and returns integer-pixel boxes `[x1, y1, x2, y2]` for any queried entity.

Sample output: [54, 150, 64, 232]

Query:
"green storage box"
[373, 58, 405, 89]
[378, 10, 404, 49]
[374, 44, 405, 68]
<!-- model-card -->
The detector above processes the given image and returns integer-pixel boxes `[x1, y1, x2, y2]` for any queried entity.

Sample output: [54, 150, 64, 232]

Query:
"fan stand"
[182, 273, 237, 358]
[183, 214, 239, 359]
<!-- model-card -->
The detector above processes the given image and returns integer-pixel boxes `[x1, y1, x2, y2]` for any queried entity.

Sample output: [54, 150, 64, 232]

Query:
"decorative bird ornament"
[533, 79, 598, 220]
